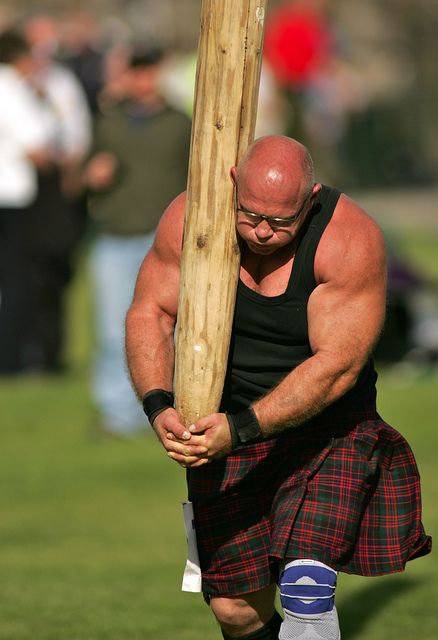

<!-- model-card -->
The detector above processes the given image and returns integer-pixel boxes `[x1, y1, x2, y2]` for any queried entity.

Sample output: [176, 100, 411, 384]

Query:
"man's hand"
[85, 152, 118, 190]
[152, 408, 208, 467]
[165, 413, 233, 468]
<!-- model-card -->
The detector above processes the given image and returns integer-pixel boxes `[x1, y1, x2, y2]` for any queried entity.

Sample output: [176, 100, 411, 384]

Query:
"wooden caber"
[174, 0, 269, 426]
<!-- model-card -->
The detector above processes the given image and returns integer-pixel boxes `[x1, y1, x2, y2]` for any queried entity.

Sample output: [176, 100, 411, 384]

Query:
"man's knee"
[211, 596, 259, 633]
[279, 559, 340, 640]
[210, 584, 277, 637]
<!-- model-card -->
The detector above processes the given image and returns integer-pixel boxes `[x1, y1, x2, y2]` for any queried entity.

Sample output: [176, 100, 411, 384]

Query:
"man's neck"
[241, 240, 298, 284]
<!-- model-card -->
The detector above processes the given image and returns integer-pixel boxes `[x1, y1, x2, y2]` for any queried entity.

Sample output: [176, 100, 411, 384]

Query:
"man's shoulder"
[316, 192, 386, 277]
[164, 190, 187, 215]
[154, 191, 187, 257]
[334, 193, 383, 238]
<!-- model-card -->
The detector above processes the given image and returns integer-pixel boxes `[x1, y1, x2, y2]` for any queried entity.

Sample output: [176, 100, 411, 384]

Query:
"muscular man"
[126, 136, 431, 639]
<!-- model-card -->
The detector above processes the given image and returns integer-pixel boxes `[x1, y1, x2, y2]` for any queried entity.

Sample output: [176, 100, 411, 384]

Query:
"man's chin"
[247, 242, 277, 255]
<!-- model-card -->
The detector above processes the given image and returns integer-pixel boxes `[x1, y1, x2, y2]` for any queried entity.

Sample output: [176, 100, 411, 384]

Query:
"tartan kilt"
[187, 401, 431, 598]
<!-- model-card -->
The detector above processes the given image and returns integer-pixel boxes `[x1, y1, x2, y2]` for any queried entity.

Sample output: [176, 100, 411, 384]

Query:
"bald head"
[234, 136, 315, 207]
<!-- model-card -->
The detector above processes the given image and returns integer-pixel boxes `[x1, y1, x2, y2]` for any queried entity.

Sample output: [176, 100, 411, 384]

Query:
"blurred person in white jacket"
[22, 15, 92, 372]
[24, 15, 91, 179]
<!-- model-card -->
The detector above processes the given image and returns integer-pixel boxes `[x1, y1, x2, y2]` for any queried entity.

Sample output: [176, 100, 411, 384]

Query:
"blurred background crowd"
[1, 0, 437, 437]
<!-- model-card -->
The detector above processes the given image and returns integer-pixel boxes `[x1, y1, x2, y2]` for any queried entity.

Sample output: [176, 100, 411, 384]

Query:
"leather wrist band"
[226, 406, 263, 449]
[142, 389, 174, 424]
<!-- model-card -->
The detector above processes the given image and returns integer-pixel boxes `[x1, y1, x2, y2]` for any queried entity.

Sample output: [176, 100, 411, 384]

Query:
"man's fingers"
[189, 416, 215, 434]
[186, 457, 210, 468]
[167, 451, 208, 465]
[171, 427, 191, 440]
[175, 459, 210, 469]
[154, 409, 191, 441]
[165, 438, 208, 457]
[165, 427, 191, 441]
[166, 432, 205, 448]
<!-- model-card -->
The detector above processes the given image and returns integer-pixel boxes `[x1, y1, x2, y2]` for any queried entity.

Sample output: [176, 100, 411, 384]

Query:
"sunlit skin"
[126, 135, 386, 464]
[232, 146, 317, 253]
[125, 135, 387, 634]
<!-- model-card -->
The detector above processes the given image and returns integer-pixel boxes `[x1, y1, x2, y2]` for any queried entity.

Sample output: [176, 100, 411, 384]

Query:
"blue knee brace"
[279, 560, 340, 640]
[279, 559, 337, 617]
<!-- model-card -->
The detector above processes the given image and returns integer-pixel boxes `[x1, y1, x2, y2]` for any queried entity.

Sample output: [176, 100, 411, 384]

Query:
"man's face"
[234, 185, 315, 255]
[128, 65, 159, 102]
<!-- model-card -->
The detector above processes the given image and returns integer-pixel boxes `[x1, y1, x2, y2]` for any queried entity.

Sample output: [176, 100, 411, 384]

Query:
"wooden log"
[174, 0, 269, 426]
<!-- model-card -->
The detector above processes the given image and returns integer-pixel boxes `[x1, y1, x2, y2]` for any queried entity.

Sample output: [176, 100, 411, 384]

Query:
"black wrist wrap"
[142, 389, 174, 424]
[226, 406, 262, 450]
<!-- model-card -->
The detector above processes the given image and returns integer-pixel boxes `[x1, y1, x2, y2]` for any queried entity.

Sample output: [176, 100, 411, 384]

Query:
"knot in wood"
[196, 234, 208, 249]
[215, 120, 224, 131]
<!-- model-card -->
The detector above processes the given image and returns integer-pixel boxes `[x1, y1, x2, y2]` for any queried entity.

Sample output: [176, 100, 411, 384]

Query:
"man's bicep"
[307, 275, 386, 372]
[131, 246, 179, 323]
[309, 208, 387, 370]
[131, 193, 185, 322]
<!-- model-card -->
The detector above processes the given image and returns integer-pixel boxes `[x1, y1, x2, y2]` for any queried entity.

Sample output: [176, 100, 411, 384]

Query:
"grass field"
[1, 229, 437, 639]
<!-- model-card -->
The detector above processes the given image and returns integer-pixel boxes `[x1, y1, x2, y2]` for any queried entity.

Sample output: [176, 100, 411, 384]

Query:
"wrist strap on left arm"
[226, 406, 262, 449]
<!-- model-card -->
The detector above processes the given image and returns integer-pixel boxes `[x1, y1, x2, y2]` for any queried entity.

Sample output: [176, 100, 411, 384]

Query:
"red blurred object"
[264, 2, 333, 88]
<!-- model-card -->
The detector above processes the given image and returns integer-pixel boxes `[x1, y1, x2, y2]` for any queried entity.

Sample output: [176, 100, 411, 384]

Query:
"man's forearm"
[252, 354, 360, 437]
[125, 308, 175, 400]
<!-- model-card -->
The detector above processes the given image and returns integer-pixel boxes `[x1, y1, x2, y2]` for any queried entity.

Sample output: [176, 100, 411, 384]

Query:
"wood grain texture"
[174, 0, 268, 426]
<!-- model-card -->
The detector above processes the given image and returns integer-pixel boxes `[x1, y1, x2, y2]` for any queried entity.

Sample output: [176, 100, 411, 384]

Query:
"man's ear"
[312, 183, 322, 197]
[230, 166, 237, 184]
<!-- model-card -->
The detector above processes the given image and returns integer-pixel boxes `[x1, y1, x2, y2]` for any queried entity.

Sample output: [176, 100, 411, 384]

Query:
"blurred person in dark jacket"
[0, 29, 54, 374]
[84, 44, 191, 436]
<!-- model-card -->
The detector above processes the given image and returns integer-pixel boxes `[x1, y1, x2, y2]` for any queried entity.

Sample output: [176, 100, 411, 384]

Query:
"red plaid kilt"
[187, 401, 431, 598]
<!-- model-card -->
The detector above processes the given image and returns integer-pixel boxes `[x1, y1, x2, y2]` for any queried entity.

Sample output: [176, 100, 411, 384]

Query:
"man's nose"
[255, 219, 274, 240]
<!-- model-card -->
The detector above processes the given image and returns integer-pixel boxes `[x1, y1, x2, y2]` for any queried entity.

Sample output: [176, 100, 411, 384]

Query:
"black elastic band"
[226, 406, 263, 449]
[142, 389, 174, 424]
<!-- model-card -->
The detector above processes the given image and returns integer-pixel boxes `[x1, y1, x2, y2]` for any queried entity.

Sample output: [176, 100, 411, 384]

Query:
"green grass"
[1, 231, 437, 639]
[0, 373, 214, 640]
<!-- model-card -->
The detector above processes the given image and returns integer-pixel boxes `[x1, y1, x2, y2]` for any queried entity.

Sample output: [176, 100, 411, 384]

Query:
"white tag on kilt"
[181, 500, 202, 592]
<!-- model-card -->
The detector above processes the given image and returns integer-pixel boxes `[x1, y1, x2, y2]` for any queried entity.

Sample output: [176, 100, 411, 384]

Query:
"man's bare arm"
[125, 193, 209, 462]
[125, 195, 182, 395]
[252, 195, 387, 435]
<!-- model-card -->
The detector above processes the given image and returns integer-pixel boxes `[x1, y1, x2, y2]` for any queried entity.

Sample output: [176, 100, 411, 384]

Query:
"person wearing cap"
[85, 44, 191, 436]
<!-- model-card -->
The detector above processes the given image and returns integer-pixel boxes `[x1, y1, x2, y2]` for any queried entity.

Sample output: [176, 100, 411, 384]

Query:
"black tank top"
[221, 185, 377, 413]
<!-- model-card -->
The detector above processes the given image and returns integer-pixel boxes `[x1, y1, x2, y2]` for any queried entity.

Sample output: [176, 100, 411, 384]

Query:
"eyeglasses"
[234, 189, 310, 229]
